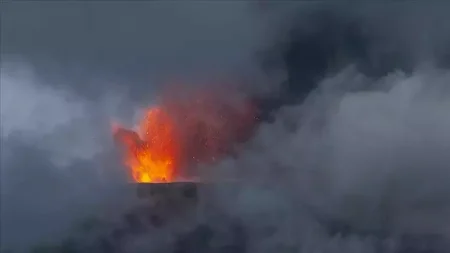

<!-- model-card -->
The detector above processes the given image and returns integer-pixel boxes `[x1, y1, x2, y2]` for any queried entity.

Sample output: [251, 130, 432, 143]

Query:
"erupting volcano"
[112, 88, 257, 183]
[112, 107, 179, 183]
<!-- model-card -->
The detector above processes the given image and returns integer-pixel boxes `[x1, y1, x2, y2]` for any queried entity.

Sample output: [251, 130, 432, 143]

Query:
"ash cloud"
[0, 61, 136, 252]
[0, 2, 267, 251]
[209, 3, 450, 252]
[215, 67, 450, 252]
[1, 1, 450, 253]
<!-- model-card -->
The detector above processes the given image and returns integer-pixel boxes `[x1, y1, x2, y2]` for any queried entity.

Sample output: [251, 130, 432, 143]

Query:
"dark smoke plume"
[253, 4, 450, 122]
[2, 2, 450, 253]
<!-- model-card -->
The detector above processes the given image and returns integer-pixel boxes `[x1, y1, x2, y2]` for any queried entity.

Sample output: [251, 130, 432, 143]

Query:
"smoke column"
[1, 2, 450, 252]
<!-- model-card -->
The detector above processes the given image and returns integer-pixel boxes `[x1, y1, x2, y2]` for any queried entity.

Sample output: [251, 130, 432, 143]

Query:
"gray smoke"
[211, 66, 450, 252]
[0, 2, 267, 251]
[1, 1, 450, 253]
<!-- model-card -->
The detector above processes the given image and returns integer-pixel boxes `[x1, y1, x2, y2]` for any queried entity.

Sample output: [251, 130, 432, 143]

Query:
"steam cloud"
[1, 2, 450, 252]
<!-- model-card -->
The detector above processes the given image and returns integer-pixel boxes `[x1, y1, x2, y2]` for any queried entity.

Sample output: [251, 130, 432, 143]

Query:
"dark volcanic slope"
[33, 183, 449, 253]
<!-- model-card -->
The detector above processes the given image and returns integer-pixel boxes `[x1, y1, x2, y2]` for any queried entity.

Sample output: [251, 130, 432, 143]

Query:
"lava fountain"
[112, 87, 257, 184]
[112, 107, 179, 183]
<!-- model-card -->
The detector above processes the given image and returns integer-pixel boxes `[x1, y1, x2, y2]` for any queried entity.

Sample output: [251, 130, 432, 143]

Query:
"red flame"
[112, 88, 257, 183]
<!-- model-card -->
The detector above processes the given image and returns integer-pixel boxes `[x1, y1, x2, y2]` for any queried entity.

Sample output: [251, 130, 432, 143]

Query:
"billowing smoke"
[0, 60, 138, 252]
[1, 2, 450, 253]
[0, 2, 266, 251]
[215, 4, 450, 252]
[212, 66, 450, 252]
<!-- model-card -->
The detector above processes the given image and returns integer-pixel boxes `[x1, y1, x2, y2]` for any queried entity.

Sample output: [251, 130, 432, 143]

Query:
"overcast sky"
[1, 1, 271, 102]
[0, 2, 270, 250]
[2, 1, 450, 252]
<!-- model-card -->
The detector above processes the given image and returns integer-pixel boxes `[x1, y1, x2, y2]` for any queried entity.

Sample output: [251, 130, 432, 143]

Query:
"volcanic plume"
[112, 87, 257, 183]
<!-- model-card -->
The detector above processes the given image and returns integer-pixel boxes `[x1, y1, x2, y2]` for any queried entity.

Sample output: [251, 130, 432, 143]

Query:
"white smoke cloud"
[211, 66, 450, 252]
[0, 1, 270, 250]
[0, 62, 137, 251]
[1, 62, 93, 164]
[2, 2, 450, 252]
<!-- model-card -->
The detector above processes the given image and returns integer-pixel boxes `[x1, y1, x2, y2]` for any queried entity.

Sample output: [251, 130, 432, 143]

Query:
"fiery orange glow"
[112, 107, 180, 183]
[112, 87, 257, 183]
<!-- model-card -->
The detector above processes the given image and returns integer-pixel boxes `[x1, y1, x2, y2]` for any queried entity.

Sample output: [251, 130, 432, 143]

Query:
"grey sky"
[1, 1, 268, 101]
[1, 2, 268, 250]
[1, 1, 450, 252]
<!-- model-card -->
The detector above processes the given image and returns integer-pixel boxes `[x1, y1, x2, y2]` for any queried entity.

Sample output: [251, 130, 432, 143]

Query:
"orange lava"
[112, 107, 179, 183]
[112, 89, 257, 183]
